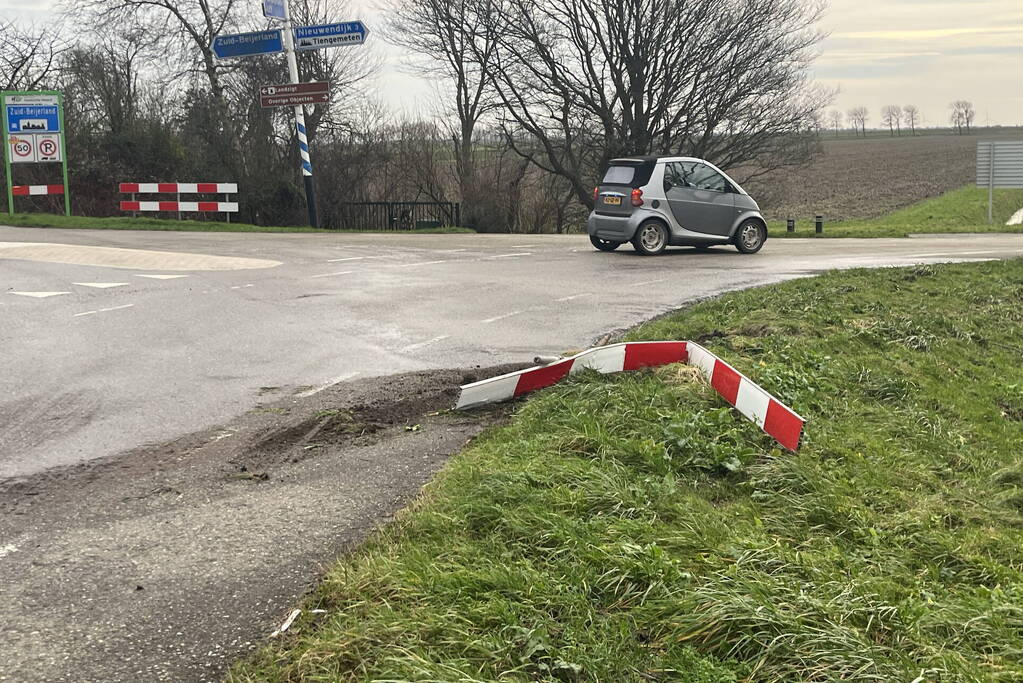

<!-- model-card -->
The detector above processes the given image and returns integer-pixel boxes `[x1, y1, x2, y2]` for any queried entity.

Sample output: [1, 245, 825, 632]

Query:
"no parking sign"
[2, 90, 70, 215]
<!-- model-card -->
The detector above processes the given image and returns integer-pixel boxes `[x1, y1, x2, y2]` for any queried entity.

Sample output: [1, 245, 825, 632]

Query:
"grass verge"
[0, 212, 474, 234]
[230, 259, 1023, 681]
[770, 185, 1023, 238]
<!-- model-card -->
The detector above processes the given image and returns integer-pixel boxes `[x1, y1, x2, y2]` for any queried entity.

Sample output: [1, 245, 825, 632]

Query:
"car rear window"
[602, 165, 635, 185]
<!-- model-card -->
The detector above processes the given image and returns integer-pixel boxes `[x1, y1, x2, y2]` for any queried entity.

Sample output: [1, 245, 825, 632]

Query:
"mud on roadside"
[0, 364, 524, 683]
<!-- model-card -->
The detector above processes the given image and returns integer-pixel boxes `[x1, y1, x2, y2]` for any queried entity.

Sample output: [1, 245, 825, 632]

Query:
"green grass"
[771, 185, 1023, 238]
[229, 260, 1023, 681]
[0, 212, 474, 234]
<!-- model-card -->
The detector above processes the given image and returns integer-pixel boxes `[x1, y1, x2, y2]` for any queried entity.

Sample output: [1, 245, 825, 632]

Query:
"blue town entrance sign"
[212, 30, 284, 59]
[4, 94, 61, 134]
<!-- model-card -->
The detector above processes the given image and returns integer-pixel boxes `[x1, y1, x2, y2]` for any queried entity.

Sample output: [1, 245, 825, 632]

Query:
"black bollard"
[815, 215, 823, 234]
[786, 218, 795, 233]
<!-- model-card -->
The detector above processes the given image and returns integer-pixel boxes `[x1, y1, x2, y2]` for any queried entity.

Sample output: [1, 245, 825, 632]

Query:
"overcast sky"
[2, 0, 1021, 126]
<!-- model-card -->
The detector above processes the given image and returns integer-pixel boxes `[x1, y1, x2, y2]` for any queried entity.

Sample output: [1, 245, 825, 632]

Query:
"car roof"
[609, 155, 705, 165]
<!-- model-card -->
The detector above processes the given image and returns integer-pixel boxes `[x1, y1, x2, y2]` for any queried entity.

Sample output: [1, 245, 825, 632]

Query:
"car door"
[664, 161, 736, 236]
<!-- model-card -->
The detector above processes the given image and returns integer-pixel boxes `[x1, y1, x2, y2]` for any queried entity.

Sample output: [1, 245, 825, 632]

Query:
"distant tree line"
[3, 0, 831, 231]
[824, 100, 975, 138]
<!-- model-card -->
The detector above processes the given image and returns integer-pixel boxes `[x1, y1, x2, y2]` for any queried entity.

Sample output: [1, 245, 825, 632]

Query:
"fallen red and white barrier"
[12, 184, 65, 196]
[455, 341, 805, 451]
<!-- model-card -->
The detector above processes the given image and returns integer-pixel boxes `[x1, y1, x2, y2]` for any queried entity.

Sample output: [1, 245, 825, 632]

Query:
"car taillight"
[593, 186, 599, 202]
[631, 188, 644, 207]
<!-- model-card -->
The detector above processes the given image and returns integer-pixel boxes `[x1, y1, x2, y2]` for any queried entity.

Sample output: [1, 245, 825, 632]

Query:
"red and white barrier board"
[455, 341, 806, 451]
[119, 200, 238, 213]
[119, 182, 238, 214]
[12, 184, 65, 196]
[119, 183, 237, 194]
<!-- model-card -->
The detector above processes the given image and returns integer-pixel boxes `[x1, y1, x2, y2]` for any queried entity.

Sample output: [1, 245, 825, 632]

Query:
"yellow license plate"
[604, 196, 621, 205]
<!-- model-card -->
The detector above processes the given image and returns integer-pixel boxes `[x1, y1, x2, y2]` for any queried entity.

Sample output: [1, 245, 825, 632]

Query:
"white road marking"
[510, 244, 537, 248]
[10, 291, 70, 298]
[74, 304, 134, 318]
[136, 274, 189, 280]
[73, 282, 129, 289]
[294, 372, 361, 398]
[489, 252, 532, 259]
[632, 279, 666, 287]
[482, 310, 524, 324]
[436, 248, 467, 253]
[905, 249, 1023, 258]
[327, 256, 384, 262]
[401, 335, 451, 353]
[0, 544, 17, 559]
[230, 284, 255, 289]
[309, 271, 354, 279]
[556, 293, 590, 302]
[398, 260, 448, 267]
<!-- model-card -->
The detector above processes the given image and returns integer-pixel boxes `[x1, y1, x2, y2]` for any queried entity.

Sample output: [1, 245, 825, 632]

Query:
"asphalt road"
[3, 226, 1023, 478]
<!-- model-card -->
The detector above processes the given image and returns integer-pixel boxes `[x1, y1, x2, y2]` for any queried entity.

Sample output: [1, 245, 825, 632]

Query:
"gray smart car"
[587, 156, 767, 255]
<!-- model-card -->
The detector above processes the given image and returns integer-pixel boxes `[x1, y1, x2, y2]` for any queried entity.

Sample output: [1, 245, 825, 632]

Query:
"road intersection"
[3, 227, 1023, 478]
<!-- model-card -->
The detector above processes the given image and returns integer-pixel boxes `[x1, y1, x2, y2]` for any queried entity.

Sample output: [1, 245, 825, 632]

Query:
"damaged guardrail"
[455, 341, 805, 451]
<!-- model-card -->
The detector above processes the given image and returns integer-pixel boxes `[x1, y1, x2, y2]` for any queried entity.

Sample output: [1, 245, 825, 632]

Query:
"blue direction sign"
[4, 94, 61, 134]
[263, 0, 286, 20]
[212, 30, 284, 59]
[294, 21, 368, 51]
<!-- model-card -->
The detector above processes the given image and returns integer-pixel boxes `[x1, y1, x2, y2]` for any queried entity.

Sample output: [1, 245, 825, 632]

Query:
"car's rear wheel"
[590, 235, 622, 252]
[734, 220, 767, 254]
[632, 220, 668, 256]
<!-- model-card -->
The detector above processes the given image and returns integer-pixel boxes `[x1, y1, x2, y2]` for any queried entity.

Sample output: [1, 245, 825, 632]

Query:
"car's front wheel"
[632, 220, 669, 256]
[590, 235, 622, 252]
[734, 220, 767, 254]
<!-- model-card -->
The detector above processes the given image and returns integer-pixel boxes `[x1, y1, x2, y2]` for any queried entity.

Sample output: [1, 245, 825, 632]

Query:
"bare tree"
[902, 104, 919, 135]
[472, 0, 830, 208]
[950, 100, 975, 135]
[0, 20, 67, 91]
[71, 0, 240, 103]
[881, 105, 901, 136]
[847, 107, 869, 137]
[826, 109, 842, 137]
[383, 0, 500, 227]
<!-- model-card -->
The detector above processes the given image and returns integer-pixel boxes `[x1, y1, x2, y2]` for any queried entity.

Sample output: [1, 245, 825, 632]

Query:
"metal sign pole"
[57, 91, 70, 217]
[1, 92, 12, 215]
[282, 0, 319, 228]
[988, 141, 995, 224]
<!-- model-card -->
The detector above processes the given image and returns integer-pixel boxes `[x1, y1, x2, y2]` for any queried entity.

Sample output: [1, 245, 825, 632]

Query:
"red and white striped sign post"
[119, 183, 238, 222]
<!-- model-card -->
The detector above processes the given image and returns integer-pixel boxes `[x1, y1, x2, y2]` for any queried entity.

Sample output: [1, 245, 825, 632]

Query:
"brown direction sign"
[258, 81, 330, 108]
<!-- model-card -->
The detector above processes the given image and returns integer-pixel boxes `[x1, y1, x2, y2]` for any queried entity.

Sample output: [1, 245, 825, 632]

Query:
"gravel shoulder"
[0, 366, 521, 682]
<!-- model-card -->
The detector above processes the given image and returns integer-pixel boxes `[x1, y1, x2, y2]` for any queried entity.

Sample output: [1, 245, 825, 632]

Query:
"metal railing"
[327, 202, 460, 231]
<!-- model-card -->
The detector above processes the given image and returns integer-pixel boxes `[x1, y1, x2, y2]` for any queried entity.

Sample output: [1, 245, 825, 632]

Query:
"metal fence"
[327, 202, 460, 231]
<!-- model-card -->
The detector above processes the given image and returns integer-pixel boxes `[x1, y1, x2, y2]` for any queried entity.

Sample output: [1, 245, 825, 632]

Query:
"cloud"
[837, 25, 1023, 40]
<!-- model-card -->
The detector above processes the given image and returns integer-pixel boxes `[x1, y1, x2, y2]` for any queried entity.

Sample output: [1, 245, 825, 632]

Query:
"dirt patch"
[740, 134, 1008, 221]
[0, 364, 524, 682]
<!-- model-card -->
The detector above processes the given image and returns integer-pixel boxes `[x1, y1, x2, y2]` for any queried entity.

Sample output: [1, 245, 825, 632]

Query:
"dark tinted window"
[602, 165, 636, 184]
[665, 162, 729, 192]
